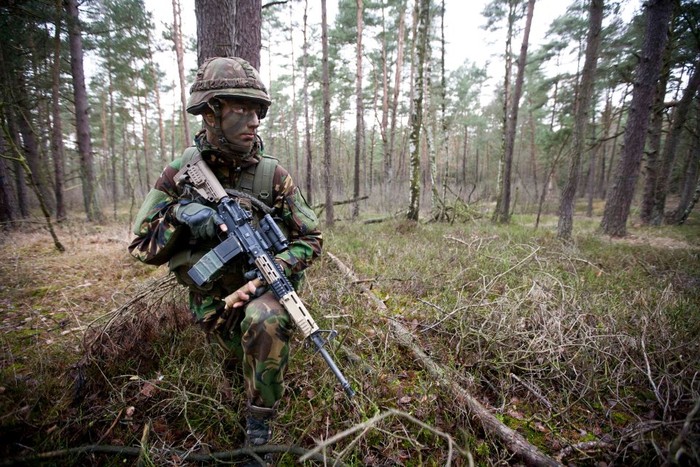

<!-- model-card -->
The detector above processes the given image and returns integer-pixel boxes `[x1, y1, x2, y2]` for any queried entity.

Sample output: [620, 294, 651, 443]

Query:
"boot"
[244, 403, 275, 466]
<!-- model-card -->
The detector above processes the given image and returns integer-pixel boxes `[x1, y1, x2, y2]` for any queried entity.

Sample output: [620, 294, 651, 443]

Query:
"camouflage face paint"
[219, 106, 258, 155]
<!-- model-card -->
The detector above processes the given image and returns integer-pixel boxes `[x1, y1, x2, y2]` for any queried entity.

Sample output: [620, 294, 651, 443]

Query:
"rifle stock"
[175, 157, 355, 398]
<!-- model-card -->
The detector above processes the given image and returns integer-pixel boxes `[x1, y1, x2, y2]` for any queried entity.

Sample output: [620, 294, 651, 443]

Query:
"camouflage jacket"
[128, 134, 322, 298]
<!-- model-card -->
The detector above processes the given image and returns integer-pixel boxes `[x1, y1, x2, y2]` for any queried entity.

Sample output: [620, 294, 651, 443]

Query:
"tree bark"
[234, 0, 262, 69]
[639, 35, 673, 224]
[0, 136, 17, 226]
[146, 33, 168, 168]
[600, 0, 674, 237]
[51, 0, 66, 221]
[321, 0, 334, 226]
[670, 100, 700, 224]
[379, 5, 390, 204]
[65, 0, 102, 222]
[650, 59, 700, 225]
[302, 0, 313, 205]
[492, 0, 516, 224]
[494, 0, 535, 224]
[407, 0, 430, 221]
[15, 72, 55, 217]
[195, 0, 236, 65]
[557, 0, 604, 239]
[172, 0, 192, 146]
[5, 116, 30, 218]
[353, 0, 364, 219]
[388, 7, 406, 193]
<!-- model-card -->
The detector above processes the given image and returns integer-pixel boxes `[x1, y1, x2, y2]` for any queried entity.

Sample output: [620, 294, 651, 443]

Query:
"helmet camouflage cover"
[186, 57, 271, 118]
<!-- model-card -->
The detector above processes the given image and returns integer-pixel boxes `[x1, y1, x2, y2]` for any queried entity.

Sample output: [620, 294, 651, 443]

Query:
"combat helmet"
[187, 57, 271, 118]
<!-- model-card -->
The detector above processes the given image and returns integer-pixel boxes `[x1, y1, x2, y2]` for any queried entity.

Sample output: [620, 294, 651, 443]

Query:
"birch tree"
[407, 0, 431, 221]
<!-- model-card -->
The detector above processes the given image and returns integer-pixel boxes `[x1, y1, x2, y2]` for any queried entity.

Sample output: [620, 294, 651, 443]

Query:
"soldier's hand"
[224, 279, 264, 310]
[174, 202, 226, 239]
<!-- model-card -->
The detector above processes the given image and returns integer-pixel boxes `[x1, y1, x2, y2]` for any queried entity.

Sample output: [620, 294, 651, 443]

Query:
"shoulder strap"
[254, 155, 278, 206]
[236, 155, 278, 207]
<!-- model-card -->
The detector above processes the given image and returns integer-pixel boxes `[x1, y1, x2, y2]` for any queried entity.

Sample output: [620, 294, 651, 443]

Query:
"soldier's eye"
[230, 104, 246, 114]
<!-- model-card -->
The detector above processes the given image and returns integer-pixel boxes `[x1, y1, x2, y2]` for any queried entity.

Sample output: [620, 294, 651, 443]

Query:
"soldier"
[129, 57, 322, 459]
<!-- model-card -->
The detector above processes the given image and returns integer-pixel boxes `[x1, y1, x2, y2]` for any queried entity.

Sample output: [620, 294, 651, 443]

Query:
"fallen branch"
[326, 252, 560, 467]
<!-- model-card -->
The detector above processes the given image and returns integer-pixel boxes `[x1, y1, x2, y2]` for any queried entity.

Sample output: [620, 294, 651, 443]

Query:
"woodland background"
[1, 0, 698, 234]
[0, 0, 699, 465]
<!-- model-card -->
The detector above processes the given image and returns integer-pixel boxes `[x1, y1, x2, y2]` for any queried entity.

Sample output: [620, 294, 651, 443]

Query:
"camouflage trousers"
[189, 290, 291, 408]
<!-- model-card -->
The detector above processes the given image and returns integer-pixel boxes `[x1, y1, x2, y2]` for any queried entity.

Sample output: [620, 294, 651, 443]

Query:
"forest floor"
[0, 208, 698, 466]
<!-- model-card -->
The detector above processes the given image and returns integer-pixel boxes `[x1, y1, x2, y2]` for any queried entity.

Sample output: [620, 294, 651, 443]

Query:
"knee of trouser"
[241, 295, 291, 336]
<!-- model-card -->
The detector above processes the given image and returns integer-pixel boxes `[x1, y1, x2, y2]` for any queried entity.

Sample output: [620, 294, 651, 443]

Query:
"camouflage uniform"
[129, 58, 322, 411]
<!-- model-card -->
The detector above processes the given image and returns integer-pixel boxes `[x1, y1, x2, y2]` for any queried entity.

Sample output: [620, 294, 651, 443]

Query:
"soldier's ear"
[202, 109, 216, 127]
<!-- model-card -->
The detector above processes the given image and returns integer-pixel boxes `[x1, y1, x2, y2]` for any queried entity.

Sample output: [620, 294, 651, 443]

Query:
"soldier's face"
[205, 98, 261, 154]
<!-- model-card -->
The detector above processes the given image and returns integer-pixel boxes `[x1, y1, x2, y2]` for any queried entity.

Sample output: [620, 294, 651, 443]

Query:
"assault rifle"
[175, 156, 355, 398]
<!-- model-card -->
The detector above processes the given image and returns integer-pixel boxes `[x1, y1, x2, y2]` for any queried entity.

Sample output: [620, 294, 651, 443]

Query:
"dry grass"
[0, 212, 698, 465]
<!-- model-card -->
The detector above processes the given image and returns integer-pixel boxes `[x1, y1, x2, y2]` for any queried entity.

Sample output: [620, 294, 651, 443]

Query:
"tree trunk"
[288, 2, 300, 180]
[586, 138, 601, 217]
[677, 179, 700, 225]
[146, 34, 168, 168]
[492, 0, 516, 223]
[494, 0, 535, 224]
[0, 136, 17, 226]
[528, 103, 538, 203]
[15, 73, 55, 217]
[4, 114, 30, 218]
[596, 92, 614, 198]
[600, 0, 674, 237]
[407, 0, 430, 221]
[51, 0, 66, 221]
[321, 0, 334, 226]
[302, 0, 313, 205]
[172, 0, 191, 147]
[434, 0, 449, 222]
[388, 7, 406, 193]
[639, 36, 673, 224]
[353, 0, 364, 219]
[137, 89, 151, 191]
[379, 5, 390, 203]
[650, 59, 700, 225]
[66, 0, 102, 222]
[234, 0, 262, 69]
[557, 0, 603, 239]
[604, 85, 631, 199]
[670, 100, 700, 224]
[195, 0, 235, 65]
